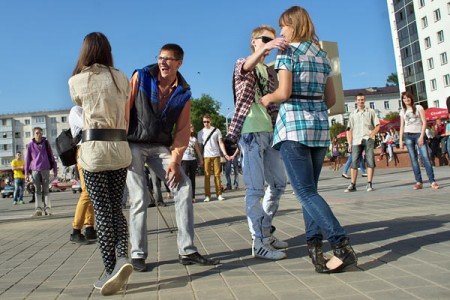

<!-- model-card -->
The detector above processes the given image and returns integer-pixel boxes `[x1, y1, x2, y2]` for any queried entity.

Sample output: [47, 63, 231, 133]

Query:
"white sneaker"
[203, 196, 210, 202]
[263, 236, 288, 249]
[252, 238, 287, 260]
[217, 195, 225, 201]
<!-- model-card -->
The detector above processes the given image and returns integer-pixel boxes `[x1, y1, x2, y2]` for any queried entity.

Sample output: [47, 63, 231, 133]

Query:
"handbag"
[56, 129, 82, 166]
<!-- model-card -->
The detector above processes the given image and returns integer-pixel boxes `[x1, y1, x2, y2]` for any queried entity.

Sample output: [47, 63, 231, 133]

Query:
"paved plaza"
[0, 166, 449, 299]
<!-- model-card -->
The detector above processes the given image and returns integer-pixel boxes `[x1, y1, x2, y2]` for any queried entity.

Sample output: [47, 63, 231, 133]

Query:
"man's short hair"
[203, 113, 211, 120]
[16, 151, 21, 155]
[356, 93, 365, 98]
[160, 44, 184, 60]
[33, 127, 43, 133]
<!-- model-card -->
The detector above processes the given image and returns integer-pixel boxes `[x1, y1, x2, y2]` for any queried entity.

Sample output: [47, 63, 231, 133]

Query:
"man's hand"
[166, 162, 182, 189]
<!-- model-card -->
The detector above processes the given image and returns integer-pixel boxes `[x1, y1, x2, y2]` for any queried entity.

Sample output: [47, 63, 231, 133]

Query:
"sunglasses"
[255, 36, 273, 43]
[156, 56, 179, 62]
[34, 132, 43, 135]
[203, 121, 210, 124]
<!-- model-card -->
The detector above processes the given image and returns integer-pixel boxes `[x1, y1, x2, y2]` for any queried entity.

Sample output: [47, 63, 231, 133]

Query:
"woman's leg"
[417, 142, 436, 184]
[404, 134, 423, 184]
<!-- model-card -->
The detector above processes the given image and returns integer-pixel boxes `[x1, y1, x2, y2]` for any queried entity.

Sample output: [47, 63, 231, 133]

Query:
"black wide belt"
[82, 129, 127, 142]
[291, 94, 323, 100]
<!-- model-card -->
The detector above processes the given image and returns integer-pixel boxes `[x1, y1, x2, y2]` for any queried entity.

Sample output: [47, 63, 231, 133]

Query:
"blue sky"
[0, 0, 396, 116]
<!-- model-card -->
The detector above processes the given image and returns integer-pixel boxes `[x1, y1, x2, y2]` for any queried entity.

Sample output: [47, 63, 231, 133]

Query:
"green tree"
[191, 94, 226, 134]
[386, 72, 398, 87]
[330, 122, 347, 140]
[383, 111, 400, 121]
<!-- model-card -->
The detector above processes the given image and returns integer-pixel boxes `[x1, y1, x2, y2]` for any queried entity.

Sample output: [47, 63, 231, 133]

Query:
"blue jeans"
[280, 141, 346, 245]
[343, 153, 366, 175]
[239, 132, 286, 239]
[225, 158, 239, 188]
[404, 133, 435, 184]
[13, 178, 24, 201]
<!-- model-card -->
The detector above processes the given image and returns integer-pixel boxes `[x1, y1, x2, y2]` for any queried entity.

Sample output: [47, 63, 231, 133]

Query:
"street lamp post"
[225, 107, 233, 132]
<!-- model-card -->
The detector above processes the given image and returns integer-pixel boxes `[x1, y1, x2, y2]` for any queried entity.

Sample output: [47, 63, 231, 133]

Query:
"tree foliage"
[330, 122, 347, 140]
[386, 72, 398, 87]
[383, 111, 400, 121]
[190, 94, 226, 135]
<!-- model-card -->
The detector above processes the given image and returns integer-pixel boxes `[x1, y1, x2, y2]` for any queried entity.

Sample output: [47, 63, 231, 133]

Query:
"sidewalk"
[0, 166, 449, 299]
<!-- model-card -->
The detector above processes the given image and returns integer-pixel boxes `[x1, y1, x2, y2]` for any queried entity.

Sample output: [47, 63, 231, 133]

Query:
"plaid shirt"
[272, 41, 332, 149]
[227, 58, 278, 141]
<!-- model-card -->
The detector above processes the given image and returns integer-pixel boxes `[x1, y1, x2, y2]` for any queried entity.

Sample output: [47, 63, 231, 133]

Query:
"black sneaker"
[85, 227, 97, 241]
[131, 258, 147, 272]
[344, 183, 356, 193]
[70, 233, 90, 245]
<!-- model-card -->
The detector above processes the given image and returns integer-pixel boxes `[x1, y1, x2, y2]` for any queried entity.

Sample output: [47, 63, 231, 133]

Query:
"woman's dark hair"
[72, 32, 119, 91]
[401, 91, 416, 115]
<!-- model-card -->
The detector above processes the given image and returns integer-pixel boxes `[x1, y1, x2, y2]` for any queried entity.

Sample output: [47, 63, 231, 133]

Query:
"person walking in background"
[11, 151, 25, 205]
[25, 127, 57, 216]
[126, 44, 220, 273]
[261, 5, 357, 273]
[223, 139, 240, 191]
[198, 113, 227, 202]
[227, 24, 289, 260]
[181, 123, 203, 203]
[330, 138, 341, 171]
[345, 94, 380, 192]
[399, 91, 439, 190]
[377, 132, 388, 161]
[69, 32, 133, 295]
[68, 105, 97, 245]
[26, 181, 36, 203]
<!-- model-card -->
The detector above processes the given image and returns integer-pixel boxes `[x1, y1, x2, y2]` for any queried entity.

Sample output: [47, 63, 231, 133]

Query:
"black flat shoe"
[179, 252, 220, 266]
[131, 258, 147, 272]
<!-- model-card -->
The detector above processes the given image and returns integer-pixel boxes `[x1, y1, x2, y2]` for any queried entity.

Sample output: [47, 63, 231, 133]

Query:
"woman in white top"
[181, 123, 203, 202]
[399, 91, 439, 190]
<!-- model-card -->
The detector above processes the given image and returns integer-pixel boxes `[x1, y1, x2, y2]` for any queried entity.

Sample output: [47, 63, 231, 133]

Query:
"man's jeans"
[13, 178, 24, 201]
[239, 132, 286, 239]
[352, 138, 375, 169]
[280, 141, 346, 245]
[343, 153, 366, 175]
[126, 143, 197, 259]
[404, 133, 435, 184]
[225, 158, 239, 188]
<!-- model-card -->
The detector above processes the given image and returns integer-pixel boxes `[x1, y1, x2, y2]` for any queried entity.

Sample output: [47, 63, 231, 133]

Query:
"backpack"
[56, 129, 82, 166]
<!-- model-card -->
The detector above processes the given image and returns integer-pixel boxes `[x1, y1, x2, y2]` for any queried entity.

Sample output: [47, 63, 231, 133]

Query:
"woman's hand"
[260, 96, 270, 108]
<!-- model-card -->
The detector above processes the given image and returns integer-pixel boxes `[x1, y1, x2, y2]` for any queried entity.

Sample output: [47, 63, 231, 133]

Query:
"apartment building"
[0, 110, 70, 174]
[329, 86, 401, 127]
[387, 0, 450, 108]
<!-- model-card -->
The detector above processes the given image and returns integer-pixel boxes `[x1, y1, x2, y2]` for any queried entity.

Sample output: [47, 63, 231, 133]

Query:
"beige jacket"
[68, 64, 132, 172]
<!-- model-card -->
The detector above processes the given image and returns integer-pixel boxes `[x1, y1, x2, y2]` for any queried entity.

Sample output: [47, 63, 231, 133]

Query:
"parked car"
[72, 180, 82, 194]
[49, 179, 71, 192]
[1, 185, 15, 198]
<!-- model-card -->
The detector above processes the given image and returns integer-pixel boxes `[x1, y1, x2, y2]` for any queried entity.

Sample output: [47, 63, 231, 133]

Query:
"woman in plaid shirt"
[261, 6, 357, 273]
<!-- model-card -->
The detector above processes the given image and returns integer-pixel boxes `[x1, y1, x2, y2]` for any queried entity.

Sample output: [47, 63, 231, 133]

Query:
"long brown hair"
[401, 91, 417, 115]
[279, 6, 319, 45]
[72, 32, 119, 91]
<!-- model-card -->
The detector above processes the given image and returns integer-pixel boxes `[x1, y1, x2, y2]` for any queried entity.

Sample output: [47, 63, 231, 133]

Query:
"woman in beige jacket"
[68, 32, 132, 296]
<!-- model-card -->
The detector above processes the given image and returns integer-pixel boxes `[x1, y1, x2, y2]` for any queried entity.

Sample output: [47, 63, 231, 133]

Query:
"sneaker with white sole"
[32, 207, 43, 217]
[217, 195, 225, 201]
[203, 196, 210, 202]
[100, 258, 133, 296]
[344, 183, 356, 192]
[252, 238, 287, 260]
[263, 236, 288, 249]
[366, 183, 374, 192]
[44, 206, 52, 216]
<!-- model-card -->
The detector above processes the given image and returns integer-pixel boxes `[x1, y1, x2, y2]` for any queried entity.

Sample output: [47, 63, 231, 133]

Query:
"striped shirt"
[272, 41, 332, 149]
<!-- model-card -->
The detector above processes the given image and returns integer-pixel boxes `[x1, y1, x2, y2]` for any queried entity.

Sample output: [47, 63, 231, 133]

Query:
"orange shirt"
[127, 73, 190, 165]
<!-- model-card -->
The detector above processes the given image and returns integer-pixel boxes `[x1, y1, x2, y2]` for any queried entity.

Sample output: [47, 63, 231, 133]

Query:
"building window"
[61, 116, 67, 123]
[50, 117, 57, 124]
[448, 2, 450, 14]
[398, 100, 402, 108]
[1, 119, 6, 126]
[427, 57, 434, 69]
[25, 119, 30, 125]
[384, 101, 390, 109]
[3, 145, 7, 151]
[437, 30, 444, 43]
[354, 103, 357, 109]
[51, 129, 57, 137]
[419, 0, 425, 7]
[421, 16, 428, 28]
[344, 104, 348, 112]
[444, 74, 450, 87]
[369, 102, 375, 109]
[441, 52, 448, 65]
[25, 132, 31, 138]
[433, 100, 440, 108]
[34, 116, 45, 123]
[424, 37, 431, 48]
[15, 132, 20, 138]
[434, 9, 441, 21]
[431, 79, 437, 90]
[2, 132, 7, 138]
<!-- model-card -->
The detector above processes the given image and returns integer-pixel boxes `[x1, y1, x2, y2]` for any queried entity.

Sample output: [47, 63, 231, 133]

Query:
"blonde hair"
[250, 25, 276, 53]
[279, 6, 319, 44]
